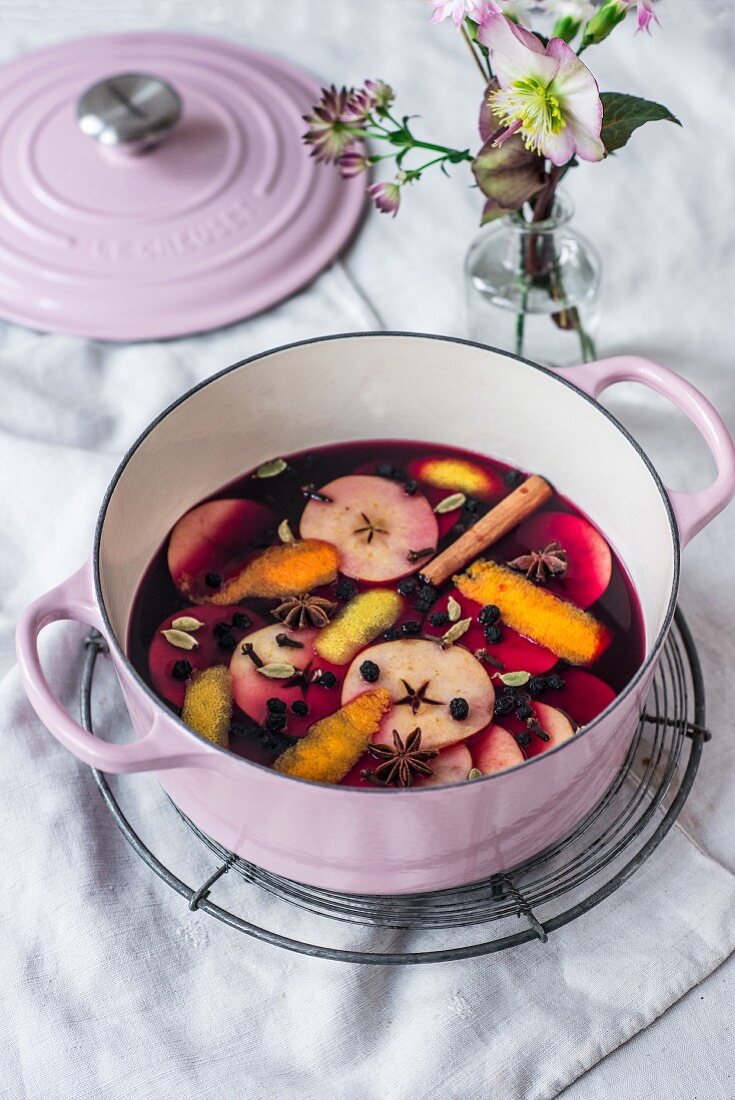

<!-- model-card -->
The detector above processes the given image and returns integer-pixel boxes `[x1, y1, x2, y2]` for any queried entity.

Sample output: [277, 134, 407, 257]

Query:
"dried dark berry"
[478, 604, 501, 626]
[204, 572, 222, 588]
[556, 659, 571, 671]
[261, 731, 295, 753]
[376, 463, 406, 481]
[213, 621, 232, 639]
[266, 697, 287, 714]
[449, 697, 469, 721]
[484, 623, 503, 644]
[231, 612, 251, 630]
[318, 671, 338, 689]
[401, 620, 421, 637]
[515, 692, 531, 705]
[516, 729, 532, 748]
[265, 712, 287, 733]
[546, 673, 565, 691]
[359, 660, 380, 683]
[404, 480, 418, 496]
[217, 632, 237, 652]
[515, 703, 533, 720]
[528, 676, 547, 696]
[429, 610, 450, 627]
[302, 452, 317, 467]
[494, 696, 515, 717]
[463, 497, 480, 514]
[291, 700, 309, 717]
[397, 577, 418, 596]
[504, 469, 524, 489]
[171, 659, 192, 681]
[335, 578, 358, 601]
[501, 684, 516, 696]
[415, 584, 438, 607]
[453, 523, 467, 535]
[384, 627, 400, 641]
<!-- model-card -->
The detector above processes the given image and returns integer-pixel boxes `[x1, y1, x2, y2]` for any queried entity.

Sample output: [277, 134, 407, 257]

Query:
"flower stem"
[461, 23, 490, 83]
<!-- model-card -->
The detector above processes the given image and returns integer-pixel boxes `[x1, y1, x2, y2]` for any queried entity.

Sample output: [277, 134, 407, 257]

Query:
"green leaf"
[600, 92, 681, 154]
[472, 134, 545, 224]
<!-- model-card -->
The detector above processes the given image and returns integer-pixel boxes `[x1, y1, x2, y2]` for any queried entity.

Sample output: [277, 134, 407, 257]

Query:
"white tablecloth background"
[1, 2, 734, 1097]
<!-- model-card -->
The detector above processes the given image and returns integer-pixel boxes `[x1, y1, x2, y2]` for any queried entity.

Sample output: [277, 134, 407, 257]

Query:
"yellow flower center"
[490, 76, 566, 154]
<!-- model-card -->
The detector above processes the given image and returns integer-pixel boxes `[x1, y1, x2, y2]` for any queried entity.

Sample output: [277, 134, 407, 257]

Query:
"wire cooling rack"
[81, 609, 708, 964]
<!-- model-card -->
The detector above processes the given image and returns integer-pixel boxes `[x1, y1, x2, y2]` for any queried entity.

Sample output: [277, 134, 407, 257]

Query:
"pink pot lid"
[0, 31, 365, 341]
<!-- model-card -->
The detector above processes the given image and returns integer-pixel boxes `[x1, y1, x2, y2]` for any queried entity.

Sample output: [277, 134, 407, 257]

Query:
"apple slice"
[525, 702, 576, 758]
[408, 456, 503, 499]
[149, 604, 263, 709]
[168, 498, 273, 600]
[516, 511, 612, 609]
[342, 638, 495, 751]
[415, 742, 473, 787]
[473, 723, 525, 775]
[299, 475, 438, 582]
[229, 623, 318, 725]
[550, 668, 616, 727]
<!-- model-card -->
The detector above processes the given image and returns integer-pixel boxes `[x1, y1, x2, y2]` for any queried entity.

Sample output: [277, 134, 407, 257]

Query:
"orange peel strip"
[455, 560, 611, 666]
[315, 589, 403, 665]
[274, 689, 391, 784]
[418, 457, 496, 498]
[181, 665, 232, 748]
[204, 539, 339, 604]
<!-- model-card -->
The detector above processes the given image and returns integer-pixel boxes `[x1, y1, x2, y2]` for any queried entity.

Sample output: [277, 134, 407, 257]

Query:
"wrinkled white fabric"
[1, 2, 734, 1098]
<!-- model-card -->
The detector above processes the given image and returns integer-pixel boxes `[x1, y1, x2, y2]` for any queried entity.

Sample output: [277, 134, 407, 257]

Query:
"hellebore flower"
[303, 86, 362, 164]
[478, 14, 605, 165]
[367, 181, 401, 216]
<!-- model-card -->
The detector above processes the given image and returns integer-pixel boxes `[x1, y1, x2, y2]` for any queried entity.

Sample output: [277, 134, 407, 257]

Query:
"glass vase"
[464, 193, 601, 367]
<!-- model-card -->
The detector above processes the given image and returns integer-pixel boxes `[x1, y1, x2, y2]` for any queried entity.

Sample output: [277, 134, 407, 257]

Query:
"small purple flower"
[635, 0, 660, 33]
[303, 85, 363, 164]
[338, 145, 371, 178]
[367, 181, 401, 216]
[348, 79, 396, 120]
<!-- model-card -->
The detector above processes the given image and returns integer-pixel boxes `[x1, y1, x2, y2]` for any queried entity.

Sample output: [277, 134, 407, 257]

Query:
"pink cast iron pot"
[16, 334, 735, 894]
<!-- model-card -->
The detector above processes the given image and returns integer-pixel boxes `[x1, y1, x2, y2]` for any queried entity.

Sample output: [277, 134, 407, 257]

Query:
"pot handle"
[556, 356, 735, 547]
[16, 561, 209, 774]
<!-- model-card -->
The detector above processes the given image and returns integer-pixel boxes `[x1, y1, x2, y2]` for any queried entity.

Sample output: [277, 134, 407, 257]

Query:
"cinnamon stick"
[419, 475, 553, 588]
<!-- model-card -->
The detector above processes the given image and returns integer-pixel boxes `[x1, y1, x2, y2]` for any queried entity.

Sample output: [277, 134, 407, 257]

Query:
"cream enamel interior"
[98, 336, 675, 656]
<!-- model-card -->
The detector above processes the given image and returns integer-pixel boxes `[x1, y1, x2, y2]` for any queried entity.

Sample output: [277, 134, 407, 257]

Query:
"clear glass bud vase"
[464, 193, 601, 367]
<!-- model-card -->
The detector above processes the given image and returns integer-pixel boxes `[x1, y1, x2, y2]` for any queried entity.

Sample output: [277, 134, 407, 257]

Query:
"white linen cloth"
[1, 1, 734, 1097]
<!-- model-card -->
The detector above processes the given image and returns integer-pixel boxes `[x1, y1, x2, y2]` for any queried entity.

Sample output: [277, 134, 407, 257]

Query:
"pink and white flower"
[478, 13, 605, 165]
[367, 181, 401, 216]
[428, 0, 490, 26]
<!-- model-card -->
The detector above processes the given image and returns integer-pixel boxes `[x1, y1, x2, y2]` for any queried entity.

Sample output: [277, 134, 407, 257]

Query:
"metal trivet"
[81, 609, 708, 964]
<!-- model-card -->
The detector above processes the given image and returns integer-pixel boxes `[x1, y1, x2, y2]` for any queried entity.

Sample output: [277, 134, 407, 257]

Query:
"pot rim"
[93, 331, 681, 792]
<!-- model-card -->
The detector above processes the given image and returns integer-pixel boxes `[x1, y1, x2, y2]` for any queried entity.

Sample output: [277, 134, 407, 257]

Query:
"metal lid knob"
[77, 72, 181, 155]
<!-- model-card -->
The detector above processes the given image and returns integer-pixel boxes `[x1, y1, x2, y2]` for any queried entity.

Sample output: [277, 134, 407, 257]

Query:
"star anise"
[272, 593, 337, 630]
[362, 728, 438, 788]
[508, 541, 568, 583]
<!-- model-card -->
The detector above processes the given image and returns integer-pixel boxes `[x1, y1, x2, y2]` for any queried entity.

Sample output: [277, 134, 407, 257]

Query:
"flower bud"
[552, 15, 584, 42]
[581, 0, 629, 46]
